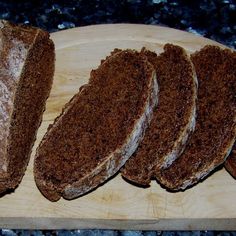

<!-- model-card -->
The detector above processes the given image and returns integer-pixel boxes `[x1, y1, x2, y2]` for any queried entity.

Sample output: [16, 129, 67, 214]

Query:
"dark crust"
[156, 45, 236, 190]
[122, 44, 196, 186]
[0, 21, 55, 194]
[34, 50, 155, 201]
[225, 143, 236, 178]
[1, 20, 40, 45]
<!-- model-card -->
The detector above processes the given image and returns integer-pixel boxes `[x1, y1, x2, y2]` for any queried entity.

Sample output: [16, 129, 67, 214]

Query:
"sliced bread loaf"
[225, 143, 236, 178]
[156, 45, 236, 190]
[121, 44, 197, 186]
[0, 20, 55, 194]
[34, 50, 158, 201]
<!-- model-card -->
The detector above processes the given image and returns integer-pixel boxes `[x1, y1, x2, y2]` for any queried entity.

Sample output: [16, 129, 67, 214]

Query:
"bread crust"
[225, 143, 236, 178]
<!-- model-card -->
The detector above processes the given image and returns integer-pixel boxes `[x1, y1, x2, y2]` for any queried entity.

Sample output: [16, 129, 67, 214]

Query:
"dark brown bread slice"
[121, 44, 197, 186]
[34, 50, 158, 201]
[0, 20, 55, 194]
[225, 143, 236, 178]
[156, 45, 236, 190]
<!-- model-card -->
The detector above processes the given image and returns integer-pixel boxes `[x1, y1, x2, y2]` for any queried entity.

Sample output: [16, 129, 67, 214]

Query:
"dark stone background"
[0, 0, 235, 48]
[0, 0, 236, 235]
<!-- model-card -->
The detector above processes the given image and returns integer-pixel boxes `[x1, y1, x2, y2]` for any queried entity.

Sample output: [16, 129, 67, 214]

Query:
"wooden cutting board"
[0, 24, 235, 230]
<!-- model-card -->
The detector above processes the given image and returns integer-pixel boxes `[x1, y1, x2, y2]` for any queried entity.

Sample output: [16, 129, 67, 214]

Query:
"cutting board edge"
[1, 217, 236, 230]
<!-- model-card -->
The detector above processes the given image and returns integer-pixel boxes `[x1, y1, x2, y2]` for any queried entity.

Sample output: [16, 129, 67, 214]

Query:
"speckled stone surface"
[1, 230, 236, 236]
[0, 0, 236, 234]
[0, 0, 235, 48]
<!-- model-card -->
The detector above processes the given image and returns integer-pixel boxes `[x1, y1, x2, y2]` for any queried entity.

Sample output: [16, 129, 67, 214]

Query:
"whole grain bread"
[0, 20, 55, 194]
[225, 143, 236, 178]
[156, 45, 236, 190]
[121, 44, 197, 186]
[34, 50, 158, 201]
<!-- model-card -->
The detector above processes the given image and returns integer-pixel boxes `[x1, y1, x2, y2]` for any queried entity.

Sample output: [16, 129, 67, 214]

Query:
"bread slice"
[121, 44, 197, 186]
[34, 50, 158, 201]
[225, 143, 236, 178]
[0, 20, 55, 194]
[156, 45, 236, 190]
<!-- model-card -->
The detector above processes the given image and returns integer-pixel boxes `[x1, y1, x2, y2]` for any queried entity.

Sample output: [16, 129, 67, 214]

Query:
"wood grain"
[0, 24, 235, 230]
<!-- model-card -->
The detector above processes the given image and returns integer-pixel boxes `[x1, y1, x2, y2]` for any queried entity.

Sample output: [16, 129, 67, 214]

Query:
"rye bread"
[121, 44, 197, 186]
[0, 20, 55, 194]
[225, 143, 236, 178]
[34, 50, 158, 201]
[156, 45, 236, 190]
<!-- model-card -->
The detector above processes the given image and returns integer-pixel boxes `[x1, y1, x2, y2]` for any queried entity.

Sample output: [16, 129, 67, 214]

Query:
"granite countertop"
[1, 229, 236, 236]
[0, 0, 235, 48]
[0, 0, 236, 235]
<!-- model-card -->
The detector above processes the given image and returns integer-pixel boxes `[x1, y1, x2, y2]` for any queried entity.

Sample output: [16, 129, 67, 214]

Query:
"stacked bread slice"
[154, 46, 236, 190]
[122, 44, 197, 186]
[33, 44, 200, 201]
[33, 45, 236, 200]
[34, 50, 159, 201]
[122, 45, 235, 191]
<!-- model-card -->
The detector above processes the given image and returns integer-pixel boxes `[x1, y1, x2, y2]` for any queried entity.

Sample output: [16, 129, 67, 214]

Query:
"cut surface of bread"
[34, 50, 158, 201]
[225, 143, 236, 178]
[156, 45, 236, 190]
[121, 44, 197, 186]
[0, 20, 55, 194]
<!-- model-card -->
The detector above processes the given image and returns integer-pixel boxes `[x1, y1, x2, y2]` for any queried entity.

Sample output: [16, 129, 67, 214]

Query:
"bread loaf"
[0, 20, 55, 194]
